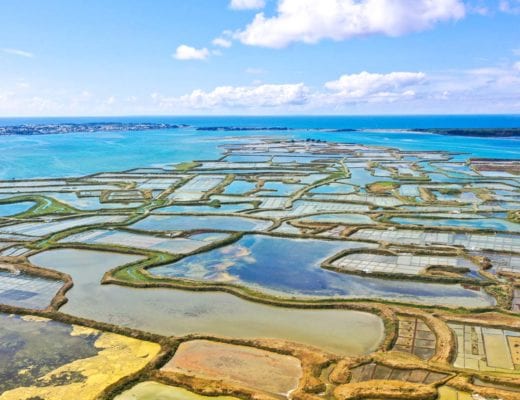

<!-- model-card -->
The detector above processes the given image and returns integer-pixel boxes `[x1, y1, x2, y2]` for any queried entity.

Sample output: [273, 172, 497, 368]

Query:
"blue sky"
[1, 0, 519, 116]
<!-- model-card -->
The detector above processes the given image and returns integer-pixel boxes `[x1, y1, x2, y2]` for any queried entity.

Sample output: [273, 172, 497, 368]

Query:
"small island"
[412, 128, 520, 137]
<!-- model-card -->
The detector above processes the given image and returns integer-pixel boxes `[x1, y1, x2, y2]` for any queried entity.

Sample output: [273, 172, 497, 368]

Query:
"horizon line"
[1, 113, 520, 119]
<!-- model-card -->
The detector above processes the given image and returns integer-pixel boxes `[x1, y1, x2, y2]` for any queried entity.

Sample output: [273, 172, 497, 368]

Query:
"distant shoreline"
[409, 128, 520, 138]
[0, 122, 519, 138]
[0, 122, 181, 136]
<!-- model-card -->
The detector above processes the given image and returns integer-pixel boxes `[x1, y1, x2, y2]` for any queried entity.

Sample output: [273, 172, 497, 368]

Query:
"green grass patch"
[367, 181, 400, 193]
[174, 161, 201, 171]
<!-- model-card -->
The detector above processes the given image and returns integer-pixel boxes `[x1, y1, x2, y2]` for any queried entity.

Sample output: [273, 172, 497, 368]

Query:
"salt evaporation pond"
[151, 234, 494, 307]
[0, 270, 62, 309]
[60, 229, 229, 254]
[294, 213, 375, 224]
[29, 248, 385, 355]
[392, 216, 520, 233]
[0, 201, 35, 217]
[130, 215, 272, 232]
[154, 203, 253, 214]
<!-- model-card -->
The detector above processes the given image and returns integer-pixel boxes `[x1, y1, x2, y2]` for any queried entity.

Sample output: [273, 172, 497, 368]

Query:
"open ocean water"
[0, 115, 518, 180]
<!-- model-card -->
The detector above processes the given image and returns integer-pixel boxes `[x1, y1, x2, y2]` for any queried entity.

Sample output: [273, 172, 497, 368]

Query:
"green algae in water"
[0, 314, 100, 393]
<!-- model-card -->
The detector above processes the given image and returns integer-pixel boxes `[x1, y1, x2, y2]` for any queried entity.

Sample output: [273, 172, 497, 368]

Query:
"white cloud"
[182, 83, 309, 108]
[173, 45, 210, 60]
[154, 83, 309, 109]
[2, 65, 519, 116]
[212, 37, 232, 48]
[230, 0, 266, 10]
[149, 64, 520, 113]
[235, 0, 465, 48]
[324, 71, 426, 101]
[1, 48, 34, 58]
[152, 72, 427, 111]
[321, 71, 426, 105]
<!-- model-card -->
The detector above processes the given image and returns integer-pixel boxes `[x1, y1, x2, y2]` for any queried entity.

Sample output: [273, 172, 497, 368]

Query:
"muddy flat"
[161, 340, 302, 396]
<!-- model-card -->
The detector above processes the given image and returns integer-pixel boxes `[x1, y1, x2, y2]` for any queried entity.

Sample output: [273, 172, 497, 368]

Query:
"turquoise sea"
[0, 115, 518, 180]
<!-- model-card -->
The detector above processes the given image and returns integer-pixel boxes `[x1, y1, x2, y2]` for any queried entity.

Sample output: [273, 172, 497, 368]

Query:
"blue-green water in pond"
[131, 215, 272, 232]
[0, 201, 35, 216]
[151, 234, 495, 307]
[392, 217, 520, 233]
[223, 180, 256, 195]
[155, 203, 253, 214]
